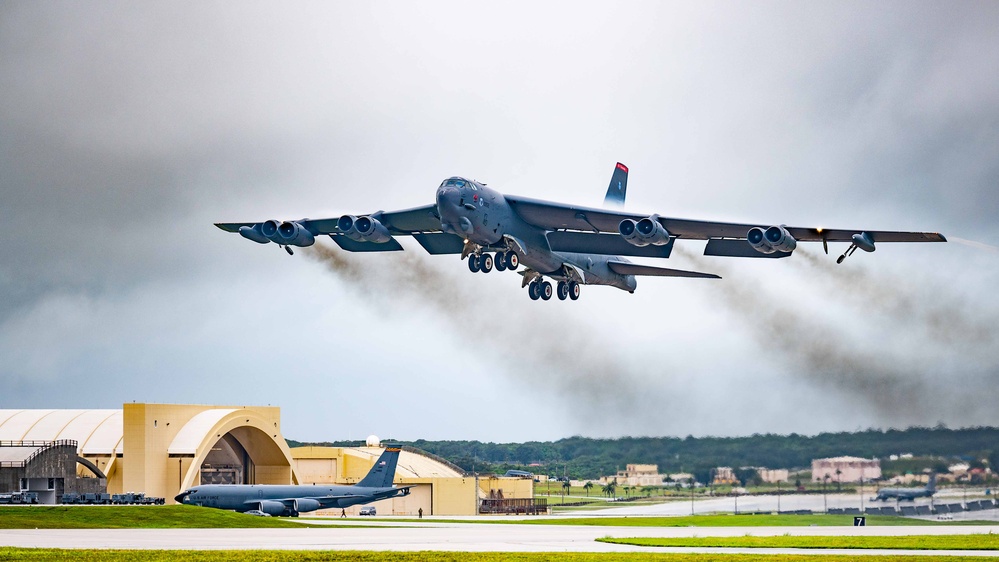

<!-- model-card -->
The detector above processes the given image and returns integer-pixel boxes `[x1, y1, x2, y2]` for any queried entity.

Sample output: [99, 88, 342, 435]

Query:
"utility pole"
[777, 480, 781, 513]
[823, 475, 829, 513]
[690, 479, 695, 516]
[860, 466, 864, 514]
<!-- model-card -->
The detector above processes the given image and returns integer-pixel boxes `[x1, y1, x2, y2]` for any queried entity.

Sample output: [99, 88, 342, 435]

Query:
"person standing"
[418, 507, 423, 519]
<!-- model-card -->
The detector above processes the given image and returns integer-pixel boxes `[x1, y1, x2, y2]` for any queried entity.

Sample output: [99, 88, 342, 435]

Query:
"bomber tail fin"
[926, 473, 936, 492]
[604, 162, 629, 207]
[356, 447, 402, 488]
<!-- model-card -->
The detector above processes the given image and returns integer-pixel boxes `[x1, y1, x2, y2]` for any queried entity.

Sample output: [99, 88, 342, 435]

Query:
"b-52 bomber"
[216, 163, 946, 301]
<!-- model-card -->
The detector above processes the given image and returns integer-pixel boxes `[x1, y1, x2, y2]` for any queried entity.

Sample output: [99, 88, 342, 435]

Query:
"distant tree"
[602, 482, 616, 497]
[562, 480, 571, 495]
[583, 482, 593, 497]
[835, 468, 842, 491]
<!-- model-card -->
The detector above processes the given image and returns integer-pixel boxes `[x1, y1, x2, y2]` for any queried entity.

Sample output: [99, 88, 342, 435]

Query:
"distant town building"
[599, 464, 667, 487]
[811, 456, 881, 483]
[713, 467, 737, 485]
[756, 468, 790, 483]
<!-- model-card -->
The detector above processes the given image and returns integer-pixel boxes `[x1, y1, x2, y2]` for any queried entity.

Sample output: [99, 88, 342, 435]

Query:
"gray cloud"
[2, 1, 998, 439]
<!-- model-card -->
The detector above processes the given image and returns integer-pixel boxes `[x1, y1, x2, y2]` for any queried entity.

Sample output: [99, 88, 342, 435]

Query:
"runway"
[2, 522, 998, 555]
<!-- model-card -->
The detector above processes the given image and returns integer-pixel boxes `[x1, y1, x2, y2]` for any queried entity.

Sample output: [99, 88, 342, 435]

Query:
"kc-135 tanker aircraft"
[175, 447, 409, 516]
[217, 163, 946, 301]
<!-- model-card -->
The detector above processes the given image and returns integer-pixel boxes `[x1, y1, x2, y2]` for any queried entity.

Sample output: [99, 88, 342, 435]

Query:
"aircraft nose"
[436, 187, 462, 217]
[174, 491, 190, 503]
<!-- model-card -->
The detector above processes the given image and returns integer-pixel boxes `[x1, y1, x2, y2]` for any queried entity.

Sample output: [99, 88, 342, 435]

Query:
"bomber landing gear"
[528, 281, 542, 300]
[479, 253, 493, 273]
[539, 281, 552, 300]
[555, 281, 581, 301]
[529, 279, 579, 301]
[467, 251, 518, 273]
[500, 250, 519, 270]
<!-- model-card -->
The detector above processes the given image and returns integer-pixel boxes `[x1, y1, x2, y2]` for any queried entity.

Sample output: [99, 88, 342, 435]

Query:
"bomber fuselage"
[435, 177, 636, 291]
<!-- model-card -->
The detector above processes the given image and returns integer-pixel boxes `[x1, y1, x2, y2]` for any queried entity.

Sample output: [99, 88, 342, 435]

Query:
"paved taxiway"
[2, 523, 999, 554]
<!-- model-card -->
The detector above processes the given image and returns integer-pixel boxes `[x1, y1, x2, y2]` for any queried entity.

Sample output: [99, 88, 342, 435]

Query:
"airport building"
[599, 464, 667, 487]
[0, 404, 530, 515]
[811, 456, 881, 483]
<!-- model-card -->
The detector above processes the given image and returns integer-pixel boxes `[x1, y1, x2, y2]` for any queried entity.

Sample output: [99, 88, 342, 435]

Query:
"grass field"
[598, 535, 999, 550]
[0, 506, 325, 529]
[0, 550, 996, 562]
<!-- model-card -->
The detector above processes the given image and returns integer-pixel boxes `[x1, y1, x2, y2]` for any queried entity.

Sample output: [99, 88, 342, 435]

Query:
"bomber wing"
[505, 196, 946, 243]
[215, 204, 442, 253]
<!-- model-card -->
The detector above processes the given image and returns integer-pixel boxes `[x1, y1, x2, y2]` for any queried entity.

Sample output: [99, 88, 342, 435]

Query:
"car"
[358, 506, 376, 516]
[243, 509, 271, 517]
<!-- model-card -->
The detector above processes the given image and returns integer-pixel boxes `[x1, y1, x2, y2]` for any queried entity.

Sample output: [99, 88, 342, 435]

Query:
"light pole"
[777, 479, 781, 513]
[690, 478, 695, 516]
[823, 475, 829, 513]
[860, 467, 864, 514]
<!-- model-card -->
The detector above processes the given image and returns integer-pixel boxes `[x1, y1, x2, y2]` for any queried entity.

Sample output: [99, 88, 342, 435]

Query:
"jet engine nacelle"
[763, 225, 796, 253]
[293, 498, 321, 513]
[276, 221, 316, 247]
[338, 215, 393, 243]
[256, 500, 288, 516]
[257, 219, 315, 247]
[747, 226, 775, 254]
[618, 219, 643, 245]
[635, 216, 671, 246]
[354, 215, 393, 243]
[620, 216, 671, 247]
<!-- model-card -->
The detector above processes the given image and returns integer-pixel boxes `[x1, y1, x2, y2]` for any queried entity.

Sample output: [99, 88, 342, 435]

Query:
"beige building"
[0, 404, 296, 501]
[757, 468, 790, 483]
[600, 464, 666, 487]
[812, 456, 881, 483]
[291, 445, 482, 516]
[0, 404, 500, 515]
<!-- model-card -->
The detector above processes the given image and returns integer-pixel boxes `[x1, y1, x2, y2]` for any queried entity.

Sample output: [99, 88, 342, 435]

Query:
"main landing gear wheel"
[540, 281, 553, 301]
[556, 281, 569, 300]
[478, 253, 493, 273]
[568, 280, 580, 300]
[468, 256, 480, 273]
[505, 251, 519, 269]
[494, 252, 507, 271]
[528, 281, 542, 300]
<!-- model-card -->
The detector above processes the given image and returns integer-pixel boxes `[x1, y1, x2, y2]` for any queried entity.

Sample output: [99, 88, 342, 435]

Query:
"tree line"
[288, 425, 999, 481]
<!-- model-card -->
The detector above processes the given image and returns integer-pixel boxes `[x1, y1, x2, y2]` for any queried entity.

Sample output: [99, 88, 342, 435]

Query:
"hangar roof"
[0, 445, 42, 463]
[167, 409, 236, 455]
[0, 410, 123, 456]
[343, 447, 464, 478]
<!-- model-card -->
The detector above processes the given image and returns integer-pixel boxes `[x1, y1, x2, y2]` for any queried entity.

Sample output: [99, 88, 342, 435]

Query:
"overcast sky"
[2, 1, 998, 443]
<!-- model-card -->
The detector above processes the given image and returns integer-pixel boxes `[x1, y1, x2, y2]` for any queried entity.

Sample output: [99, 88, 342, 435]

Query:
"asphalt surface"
[2, 523, 999, 554]
[3, 493, 998, 554]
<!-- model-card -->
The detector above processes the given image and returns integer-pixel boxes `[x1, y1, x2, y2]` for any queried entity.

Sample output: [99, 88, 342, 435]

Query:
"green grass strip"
[0, 506, 329, 529]
[598, 534, 999, 550]
[0, 550, 996, 562]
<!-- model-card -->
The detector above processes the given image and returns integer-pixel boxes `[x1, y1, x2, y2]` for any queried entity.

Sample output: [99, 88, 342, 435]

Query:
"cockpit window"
[445, 178, 466, 188]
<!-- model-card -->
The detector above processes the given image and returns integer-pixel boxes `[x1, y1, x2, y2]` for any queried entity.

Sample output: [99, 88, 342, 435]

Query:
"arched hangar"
[0, 404, 297, 502]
